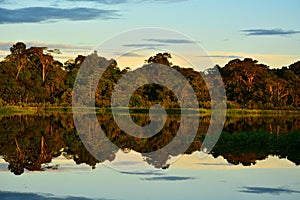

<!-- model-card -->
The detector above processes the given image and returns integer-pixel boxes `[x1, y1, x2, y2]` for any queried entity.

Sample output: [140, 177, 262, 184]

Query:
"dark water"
[0, 112, 299, 175]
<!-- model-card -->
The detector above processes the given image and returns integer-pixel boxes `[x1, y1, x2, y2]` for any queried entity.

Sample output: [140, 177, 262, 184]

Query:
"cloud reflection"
[141, 176, 195, 181]
[0, 191, 114, 200]
[241, 28, 300, 36]
[239, 186, 300, 195]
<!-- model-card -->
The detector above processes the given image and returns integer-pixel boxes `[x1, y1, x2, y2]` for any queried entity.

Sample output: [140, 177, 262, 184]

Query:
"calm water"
[0, 112, 300, 199]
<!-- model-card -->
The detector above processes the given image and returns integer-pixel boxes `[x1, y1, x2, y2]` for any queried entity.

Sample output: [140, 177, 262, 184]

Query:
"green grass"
[0, 106, 14, 113]
[1, 105, 300, 117]
[0, 106, 38, 118]
[43, 107, 73, 112]
[226, 108, 300, 116]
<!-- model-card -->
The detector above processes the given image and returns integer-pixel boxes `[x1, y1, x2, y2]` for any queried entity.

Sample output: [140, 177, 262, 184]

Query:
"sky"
[1, 154, 300, 200]
[0, 0, 300, 68]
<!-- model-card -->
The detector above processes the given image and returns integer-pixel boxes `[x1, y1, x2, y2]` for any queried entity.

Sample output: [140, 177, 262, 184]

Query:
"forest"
[1, 113, 300, 175]
[0, 42, 300, 110]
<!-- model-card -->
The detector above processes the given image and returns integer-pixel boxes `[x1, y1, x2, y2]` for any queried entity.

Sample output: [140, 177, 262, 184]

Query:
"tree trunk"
[42, 65, 45, 82]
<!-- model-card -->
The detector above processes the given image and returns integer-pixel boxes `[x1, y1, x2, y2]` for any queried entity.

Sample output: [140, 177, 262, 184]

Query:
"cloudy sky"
[0, 0, 300, 68]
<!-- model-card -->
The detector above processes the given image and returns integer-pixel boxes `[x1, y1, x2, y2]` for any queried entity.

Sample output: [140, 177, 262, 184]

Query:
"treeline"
[220, 58, 300, 109]
[0, 42, 299, 109]
[1, 113, 300, 175]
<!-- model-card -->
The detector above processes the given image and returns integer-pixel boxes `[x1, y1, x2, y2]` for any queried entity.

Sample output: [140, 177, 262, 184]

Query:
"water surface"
[0, 112, 299, 199]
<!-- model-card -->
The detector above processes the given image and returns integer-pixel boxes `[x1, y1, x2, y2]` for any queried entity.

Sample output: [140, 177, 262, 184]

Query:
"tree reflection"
[0, 113, 300, 175]
[0, 114, 100, 174]
[211, 130, 300, 166]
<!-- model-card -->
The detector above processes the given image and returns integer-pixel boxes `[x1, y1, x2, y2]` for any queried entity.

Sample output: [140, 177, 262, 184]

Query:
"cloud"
[118, 52, 143, 57]
[123, 38, 195, 48]
[138, 0, 188, 3]
[238, 186, 300, 195]
[0, 191, 114, 200]
[64, 0, 127, 4]
[123, 43, 167, 48]
[141, 176, 195, 181]
[64, 0, 186, 4]
[145, 38, 194, 44]
[27, 42, 92, 50]
[198, 55, 243, 59]
[120, 170, 164, 175]
[0, 42, 13, 51]
[0, 41, 92, 51]
[241, 28, 300, 36]
[0, 41, 93, 62]
[196, 162, 233, 166]
[0, 7, 119, 24]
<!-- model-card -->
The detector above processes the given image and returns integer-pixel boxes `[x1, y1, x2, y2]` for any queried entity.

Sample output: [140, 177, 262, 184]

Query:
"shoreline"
[1, 106, 300, 116]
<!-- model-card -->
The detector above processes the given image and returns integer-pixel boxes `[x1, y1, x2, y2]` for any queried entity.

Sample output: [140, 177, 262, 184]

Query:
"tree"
[146, 52, 172, 66]
[289, 61, 300, 76]
[5, 42, 28, 80]
[27, 47, 55, 82]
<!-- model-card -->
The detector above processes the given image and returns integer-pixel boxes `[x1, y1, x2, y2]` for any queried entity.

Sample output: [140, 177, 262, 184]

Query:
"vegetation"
[1, 43, 299, 175]
[0, 42, 299, 110]
[0, 113, 299, 175]
[211, 130, 300, 166]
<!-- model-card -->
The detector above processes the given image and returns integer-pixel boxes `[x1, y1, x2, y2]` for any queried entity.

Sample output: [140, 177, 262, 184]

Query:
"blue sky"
[0, 0, 300, 68]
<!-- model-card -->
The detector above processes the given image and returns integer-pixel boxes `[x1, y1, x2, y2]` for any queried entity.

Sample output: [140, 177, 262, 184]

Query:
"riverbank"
[0, 106, 38, 117]
[1, 105, 300, 116]
[226, 108, 300, 116]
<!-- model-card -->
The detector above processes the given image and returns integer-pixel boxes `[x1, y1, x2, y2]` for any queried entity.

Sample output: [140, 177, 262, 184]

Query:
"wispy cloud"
[144, 38, 194, 44]
[120, 170, 164, 175]
[0, 191, 114, 200]
[241, 28, 300, 36]
[65, 0, 186, 4]
[197, 162, 233, 166]
[139, 0, 188, 3]
[117, 52, 143, 57]
[0, 42, 14, 51]
[123, 43, 167, 48]
[0, 7, 119, 24]
[28, 42, 92, 51]
[203, 51, 300, 69]
[141, 176, 195, 181]
[64, 0, 127, 4]
[239, 186, 300, 195]
[0, 41, 93, 61]
[0, 41, 92, 52]
[198, 55, 243, 59]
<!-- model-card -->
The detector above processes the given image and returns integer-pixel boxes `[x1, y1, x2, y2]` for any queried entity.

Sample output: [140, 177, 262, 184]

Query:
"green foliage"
[0, 42, 299, 110]
[211, 130, 300, 166]
[0, 106, 13, 114]
[146, 52, 172, 66]
[1, 112, 299, 174]
[0, 42, 67, 105]
[221, 58, 300, 109]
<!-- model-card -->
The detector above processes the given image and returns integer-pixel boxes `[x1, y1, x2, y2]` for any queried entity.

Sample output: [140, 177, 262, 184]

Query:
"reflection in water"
[0, 114, 99, 175]
[0, 191, 105, 200]
[239, 186, 300, 195]
[0, 112, 299, 175]
[212, 114, 300, 166]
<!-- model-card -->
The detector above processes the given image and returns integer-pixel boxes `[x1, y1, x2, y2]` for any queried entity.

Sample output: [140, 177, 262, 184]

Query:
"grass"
[0, 106, 14, 115]
[1, 105, 300, 117]
[226, 108, 300, 116]
[0, 106, 38, 118]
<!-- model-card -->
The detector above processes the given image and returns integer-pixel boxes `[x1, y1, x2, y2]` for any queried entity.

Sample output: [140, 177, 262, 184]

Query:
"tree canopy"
[0, 42, 299, 110]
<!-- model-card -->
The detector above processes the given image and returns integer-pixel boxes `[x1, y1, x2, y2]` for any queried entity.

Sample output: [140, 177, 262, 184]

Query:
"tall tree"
[5, 42, 28, 80]
[27, 47, 55, 82]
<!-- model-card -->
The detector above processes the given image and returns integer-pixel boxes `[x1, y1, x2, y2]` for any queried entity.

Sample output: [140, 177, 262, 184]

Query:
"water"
[0, 112, 299, 199]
